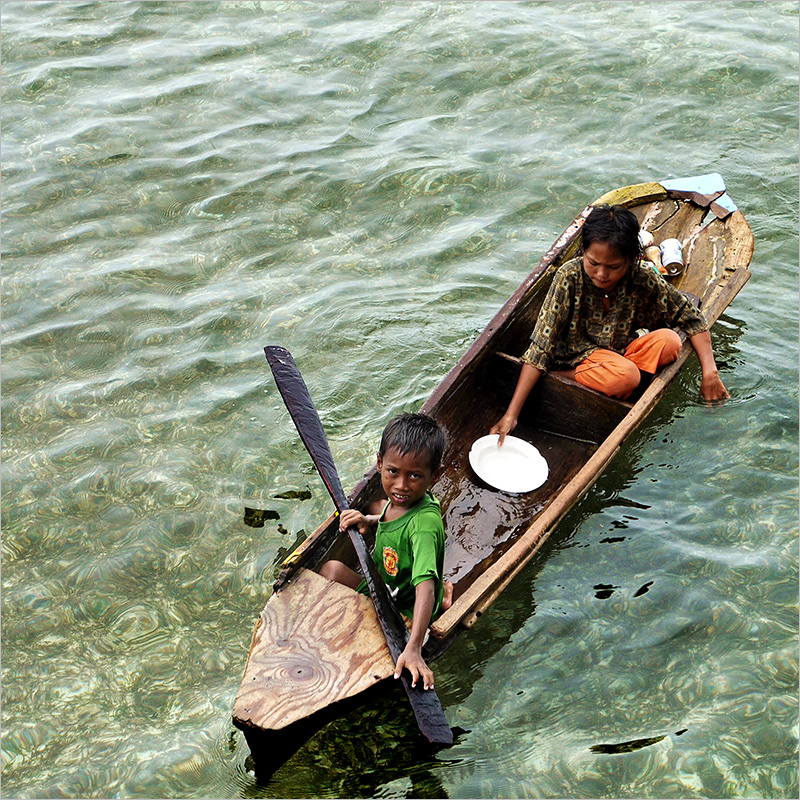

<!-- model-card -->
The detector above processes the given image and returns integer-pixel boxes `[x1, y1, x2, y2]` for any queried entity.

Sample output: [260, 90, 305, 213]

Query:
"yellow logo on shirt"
[382, 546, 399, 577]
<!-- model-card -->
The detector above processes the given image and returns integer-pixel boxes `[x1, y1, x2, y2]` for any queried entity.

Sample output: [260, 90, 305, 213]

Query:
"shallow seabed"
[1, 2, 798, 798]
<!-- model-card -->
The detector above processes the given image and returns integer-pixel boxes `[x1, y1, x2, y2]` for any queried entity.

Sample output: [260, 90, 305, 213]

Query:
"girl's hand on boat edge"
[395, 646, 435, 690]
[489, 414, 518, 446]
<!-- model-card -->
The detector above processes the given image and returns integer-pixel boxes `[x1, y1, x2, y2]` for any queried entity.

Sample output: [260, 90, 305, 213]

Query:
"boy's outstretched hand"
[395, 644, 435, 690]
[396, 578, 437, 689]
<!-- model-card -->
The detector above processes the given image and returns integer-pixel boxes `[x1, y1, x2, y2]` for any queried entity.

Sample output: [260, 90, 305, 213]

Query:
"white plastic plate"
[469, 434, 549, 494]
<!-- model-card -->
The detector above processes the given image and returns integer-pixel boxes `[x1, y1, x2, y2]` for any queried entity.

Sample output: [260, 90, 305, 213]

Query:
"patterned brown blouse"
[521, 257, 708, 371]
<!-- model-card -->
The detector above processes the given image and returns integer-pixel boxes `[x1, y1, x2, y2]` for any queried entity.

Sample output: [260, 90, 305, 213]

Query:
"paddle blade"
[264, 345, 348, 511]
[399, 677, 454, 745]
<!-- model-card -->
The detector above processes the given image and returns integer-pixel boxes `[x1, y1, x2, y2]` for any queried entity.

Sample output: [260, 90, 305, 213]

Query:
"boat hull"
[233, 174, 754, 772]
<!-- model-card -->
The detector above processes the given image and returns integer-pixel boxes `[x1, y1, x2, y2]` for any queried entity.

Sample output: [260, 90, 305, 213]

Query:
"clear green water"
[1, 2, 797, 798]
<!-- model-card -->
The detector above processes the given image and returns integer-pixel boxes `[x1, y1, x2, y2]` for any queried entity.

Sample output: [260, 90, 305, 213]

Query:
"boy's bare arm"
[394, 579, 436, 690]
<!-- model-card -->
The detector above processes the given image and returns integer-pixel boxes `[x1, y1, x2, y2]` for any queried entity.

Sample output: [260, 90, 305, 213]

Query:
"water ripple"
[1, 2, 797, 799]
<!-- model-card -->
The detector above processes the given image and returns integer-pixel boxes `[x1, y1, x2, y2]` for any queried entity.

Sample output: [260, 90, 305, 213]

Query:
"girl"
[491, 204, 729, 445]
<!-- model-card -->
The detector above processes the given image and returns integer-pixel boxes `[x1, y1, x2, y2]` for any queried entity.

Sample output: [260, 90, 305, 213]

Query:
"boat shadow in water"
[237, 679, 467, 796]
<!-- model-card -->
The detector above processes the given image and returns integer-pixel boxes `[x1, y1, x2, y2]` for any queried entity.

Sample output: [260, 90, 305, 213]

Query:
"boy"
[320, 412, 452, 691]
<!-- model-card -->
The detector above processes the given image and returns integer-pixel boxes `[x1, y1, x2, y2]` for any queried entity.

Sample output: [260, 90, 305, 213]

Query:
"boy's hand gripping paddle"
[264, 345, 453, 746]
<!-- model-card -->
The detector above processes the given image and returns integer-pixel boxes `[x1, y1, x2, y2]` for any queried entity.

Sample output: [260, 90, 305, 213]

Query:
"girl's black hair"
[580, 204, 642, 266]
[379, 412, 446, 472]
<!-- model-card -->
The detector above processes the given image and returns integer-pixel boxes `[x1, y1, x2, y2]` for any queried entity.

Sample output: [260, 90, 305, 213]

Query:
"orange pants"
[574, 329, 682, 399]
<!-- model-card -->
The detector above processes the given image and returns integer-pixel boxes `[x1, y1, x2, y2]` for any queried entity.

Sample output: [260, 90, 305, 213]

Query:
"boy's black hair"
[580, 203, 642, 266]
[379, 412, 446, 472]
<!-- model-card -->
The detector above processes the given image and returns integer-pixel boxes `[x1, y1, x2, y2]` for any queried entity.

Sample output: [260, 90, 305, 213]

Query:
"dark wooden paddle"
[264, 345, 453, 746]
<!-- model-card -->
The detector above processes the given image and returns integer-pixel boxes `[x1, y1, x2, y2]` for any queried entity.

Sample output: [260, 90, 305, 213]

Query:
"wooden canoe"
[233, 173, 754, 773]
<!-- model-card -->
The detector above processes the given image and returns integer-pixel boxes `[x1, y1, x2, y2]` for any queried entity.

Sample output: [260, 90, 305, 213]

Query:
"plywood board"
[234, 568, 394, 731]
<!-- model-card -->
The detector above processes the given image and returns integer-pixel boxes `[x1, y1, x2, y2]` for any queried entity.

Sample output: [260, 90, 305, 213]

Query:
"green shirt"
[522, 257, 709, 371]
[358, 491, 445, 618]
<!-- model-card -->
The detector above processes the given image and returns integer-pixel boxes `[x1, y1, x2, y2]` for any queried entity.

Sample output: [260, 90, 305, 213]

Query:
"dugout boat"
[233, 173, 754, 773]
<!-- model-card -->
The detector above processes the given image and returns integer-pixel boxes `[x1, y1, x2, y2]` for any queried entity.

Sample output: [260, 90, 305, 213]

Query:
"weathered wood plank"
[642, 199, 708, 242]
[680, 216, 728, 301]
[722, 210, 756, 270]
[700, 265, 752, 327]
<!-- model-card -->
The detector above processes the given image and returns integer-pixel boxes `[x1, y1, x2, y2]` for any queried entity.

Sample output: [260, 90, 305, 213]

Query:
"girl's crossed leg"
[574, 329, 682, 399]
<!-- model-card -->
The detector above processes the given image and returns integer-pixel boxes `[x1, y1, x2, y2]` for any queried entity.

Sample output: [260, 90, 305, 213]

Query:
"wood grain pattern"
[233, 568, 394, 731]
